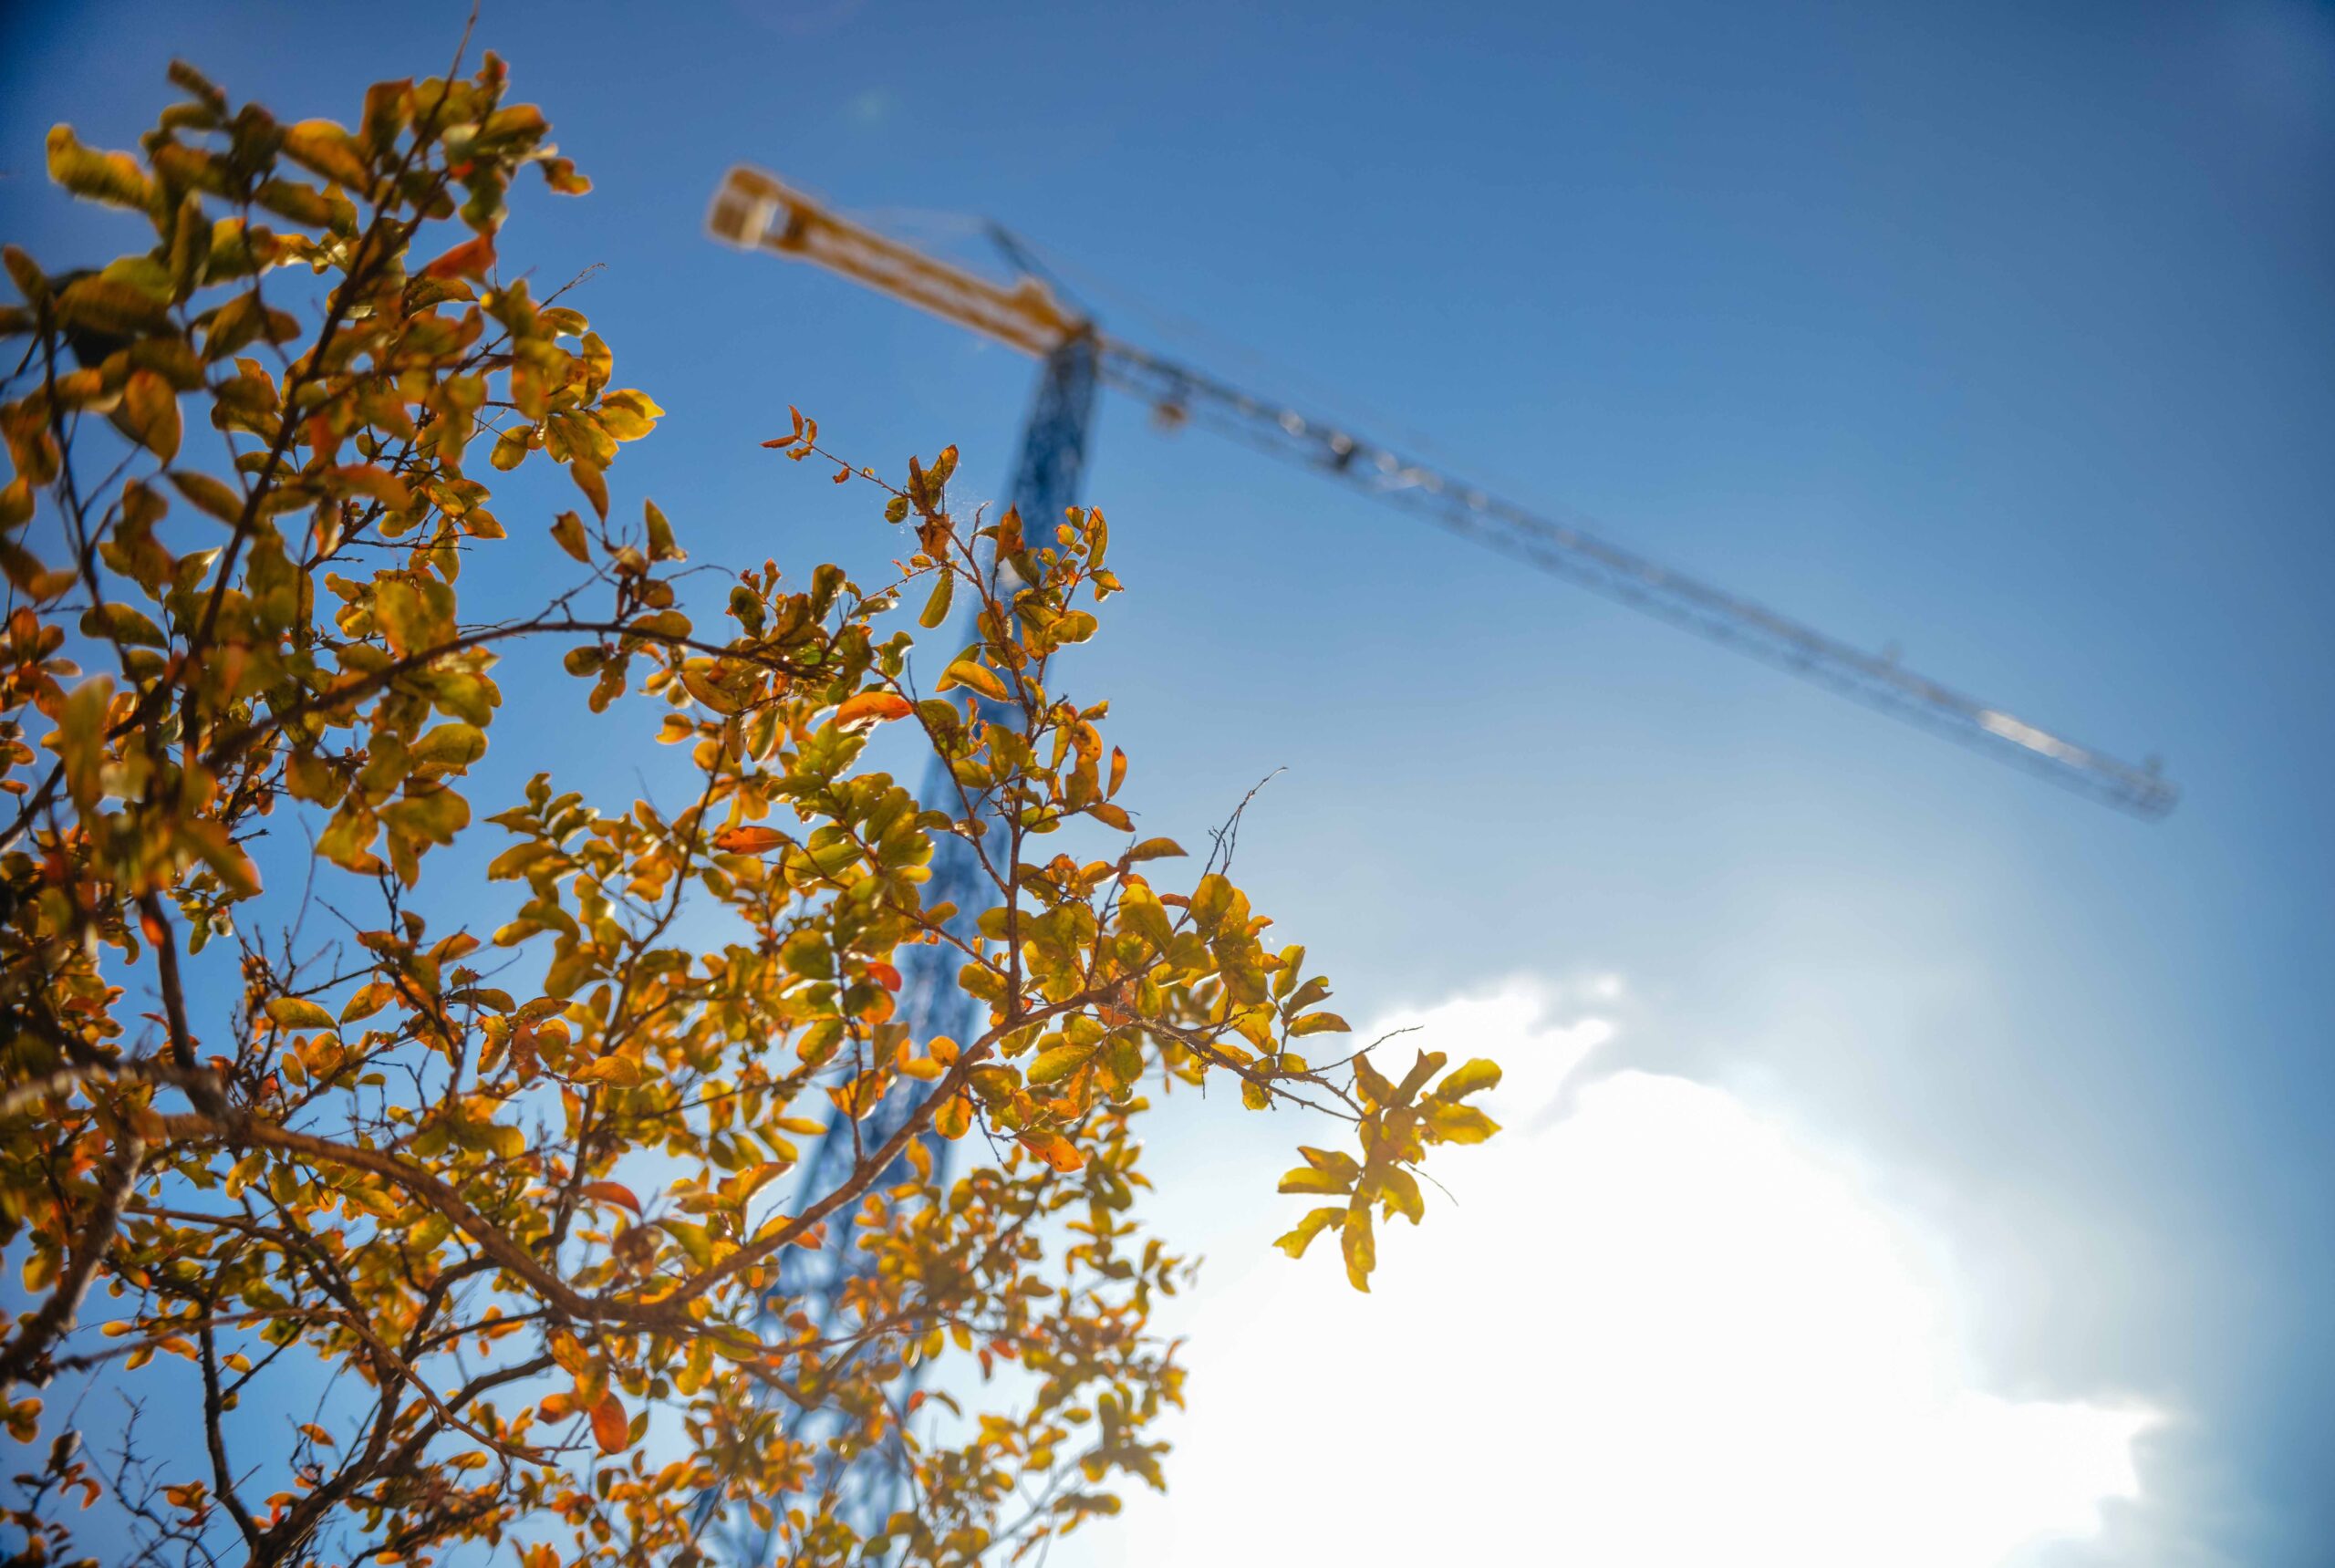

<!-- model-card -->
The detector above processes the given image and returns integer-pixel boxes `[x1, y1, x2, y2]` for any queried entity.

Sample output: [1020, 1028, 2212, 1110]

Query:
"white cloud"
[1092, 981, 2154, 1568]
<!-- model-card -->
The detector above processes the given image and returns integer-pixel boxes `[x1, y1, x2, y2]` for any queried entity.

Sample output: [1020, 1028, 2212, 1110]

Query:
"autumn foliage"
[0, 48, 1500, 1568]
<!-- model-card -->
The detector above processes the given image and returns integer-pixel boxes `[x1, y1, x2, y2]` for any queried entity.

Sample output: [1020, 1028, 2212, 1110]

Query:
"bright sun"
[1095, 984, 2156, 1568]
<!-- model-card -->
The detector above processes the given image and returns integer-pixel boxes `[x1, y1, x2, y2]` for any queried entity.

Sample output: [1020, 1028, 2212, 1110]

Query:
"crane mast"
[709, 163, 2176, 819]
[700, 161, 2175, 1561]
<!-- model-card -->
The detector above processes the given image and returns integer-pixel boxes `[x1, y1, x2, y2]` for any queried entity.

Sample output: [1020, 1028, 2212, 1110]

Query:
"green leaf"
[1027, 1041, 1095, 1085]
[1099, 1033, 1146, 1096]
[659, 1220, 715, 1270]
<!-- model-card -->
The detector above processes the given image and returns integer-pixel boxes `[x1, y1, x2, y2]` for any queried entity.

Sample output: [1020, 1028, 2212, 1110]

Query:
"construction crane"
[706, 165, 2178, 820]
[698, 161, 2176, 1557]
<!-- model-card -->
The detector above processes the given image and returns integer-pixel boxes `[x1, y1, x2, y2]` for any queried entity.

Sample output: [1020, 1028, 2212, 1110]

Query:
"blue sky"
[4, 1, 2331, 1562]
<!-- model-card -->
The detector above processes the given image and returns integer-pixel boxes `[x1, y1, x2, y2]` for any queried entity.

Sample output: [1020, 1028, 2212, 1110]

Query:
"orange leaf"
[578, 1180, 640, 1216]
[866, 961, 902, 992]
[589, 1392, 628, 1454]
[1021, 1131, 1085, 1173]
[712, 826, 785, 855]
[834, 691, 913, 728]
[422, 234, 495, 281]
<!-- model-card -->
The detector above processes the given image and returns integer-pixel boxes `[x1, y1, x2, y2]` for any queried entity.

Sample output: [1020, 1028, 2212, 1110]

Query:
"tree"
[0, 46, 1501, 1568]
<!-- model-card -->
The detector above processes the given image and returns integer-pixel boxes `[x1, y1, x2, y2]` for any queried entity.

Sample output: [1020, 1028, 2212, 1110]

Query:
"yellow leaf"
[1427, 1103, 1499, 1145]
[549, 510, 590, 564]
[281, 119, 372, 193]
[122, 369, 180, 462]
[918, 572, 953, 628]
[1028, 1041, 1095, 1086]
[571, 460, 608, 521]
[57, 274, 171, 338]
[339, 981, 395, 1023]
[168, 468, 244, 524]
[331, 464, 411, 513]
[79, 601, 167, 649]
[643, 498, 683, 561]
[1341, 1203, 1375, 1292]
[596, 389, 661, 441]
[46, 125, 151, 210]
[265, 997, 337, 1032]
[939, 659, 1008, 702]
[1433, 1057, 1502, 1102]
[1274, 1205, 1343, 1259]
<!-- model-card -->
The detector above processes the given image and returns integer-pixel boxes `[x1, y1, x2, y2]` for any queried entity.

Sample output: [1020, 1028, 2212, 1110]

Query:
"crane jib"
[705, 164, 2175, 821]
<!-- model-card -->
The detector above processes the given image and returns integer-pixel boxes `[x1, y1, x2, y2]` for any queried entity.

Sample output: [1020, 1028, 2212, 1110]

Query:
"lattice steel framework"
[700, 152, 2175, 1561]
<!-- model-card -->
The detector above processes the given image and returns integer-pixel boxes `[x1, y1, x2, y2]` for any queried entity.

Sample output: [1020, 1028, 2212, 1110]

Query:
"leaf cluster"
[0, 51, 1498, 1568]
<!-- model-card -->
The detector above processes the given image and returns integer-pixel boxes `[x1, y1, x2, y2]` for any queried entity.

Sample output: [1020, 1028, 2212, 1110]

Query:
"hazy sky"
[5, 2, 2331, 1563]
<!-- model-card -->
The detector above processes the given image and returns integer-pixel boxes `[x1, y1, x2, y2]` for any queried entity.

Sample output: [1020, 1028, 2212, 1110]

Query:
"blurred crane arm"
[710, 164, 1084, 358]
